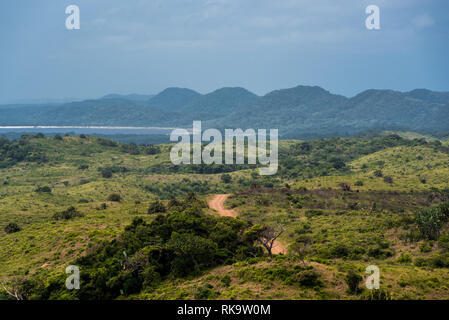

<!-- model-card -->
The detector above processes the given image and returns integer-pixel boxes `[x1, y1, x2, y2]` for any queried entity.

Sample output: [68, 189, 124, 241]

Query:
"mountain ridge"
[1, 85, 449, 138]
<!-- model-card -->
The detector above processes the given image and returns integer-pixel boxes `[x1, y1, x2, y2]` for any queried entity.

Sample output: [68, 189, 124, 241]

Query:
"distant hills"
[1, 85, 449, 139]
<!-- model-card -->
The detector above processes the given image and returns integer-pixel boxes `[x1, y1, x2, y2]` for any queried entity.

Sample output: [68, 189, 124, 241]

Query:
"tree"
[221, 174, 232, 184]
[0, 278, 25, 300]
[53, 206, 84, 220]
[290, 235, 312, 266]
[148, 200, 166, 214]
[251, 225, 284, 259]
[416, 205, 447, 240]
[35, 186, 52, 193]
[4, 222, 21, 234]
[345, 270, 363, 294]
[107, 193, 121, 202]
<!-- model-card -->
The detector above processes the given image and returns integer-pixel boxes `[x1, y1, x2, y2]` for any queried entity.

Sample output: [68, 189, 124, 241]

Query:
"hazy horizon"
[1, 0, 448, 104]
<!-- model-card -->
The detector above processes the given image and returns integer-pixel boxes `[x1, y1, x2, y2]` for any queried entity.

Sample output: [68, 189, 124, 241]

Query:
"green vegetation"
[2, 133, 449, 300]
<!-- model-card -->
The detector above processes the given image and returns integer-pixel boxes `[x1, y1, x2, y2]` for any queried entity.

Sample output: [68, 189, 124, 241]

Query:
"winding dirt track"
[208, 194, 287, 255]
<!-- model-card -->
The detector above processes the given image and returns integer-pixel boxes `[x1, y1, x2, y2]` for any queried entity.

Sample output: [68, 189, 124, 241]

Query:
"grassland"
[1, 133, 449, 300]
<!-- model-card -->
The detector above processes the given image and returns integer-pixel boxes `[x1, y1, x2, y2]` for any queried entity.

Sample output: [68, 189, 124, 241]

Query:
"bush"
[221, 275, 231, 287]
[305, 209, 324, 218]
[374, 170, 383, 177]
[329, 243, 349, 258]
[383, 176, 394, 184]
[221, 174, 232, 184]
[194, 284, 217, 300]
[355, 180, 364, 186]
[415, 202, 449, 240]
[345, 270, 363, 294]
[428, 254, 449, 268]
[297, 270, 321, 288]
[148, 200, 166, 214]
[53, 134, 63, 141]
[360, 289, 392, 300]
[35, 186, 51, 193]
[419, 242, 433, 253]
[53, 206, 84, 220]
[439, 234, 449, 251]
[414, 257, 427, 267]
[107, 194, 121, 202]
[4, 222, 21, 234]
[98, 166, 128, 178]
[397, 252, 412, 264]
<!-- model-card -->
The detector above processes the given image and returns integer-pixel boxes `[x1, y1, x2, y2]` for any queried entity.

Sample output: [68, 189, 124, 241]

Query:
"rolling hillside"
[1, 85, 449, 138]
[2, 133, 449, 300]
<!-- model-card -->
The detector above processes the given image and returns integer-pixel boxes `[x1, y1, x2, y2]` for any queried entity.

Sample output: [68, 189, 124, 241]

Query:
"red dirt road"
[208, 194, 286, 255]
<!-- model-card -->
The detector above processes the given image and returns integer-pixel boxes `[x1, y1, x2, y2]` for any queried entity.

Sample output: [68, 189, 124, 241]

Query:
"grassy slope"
[1, 135, 449, 299]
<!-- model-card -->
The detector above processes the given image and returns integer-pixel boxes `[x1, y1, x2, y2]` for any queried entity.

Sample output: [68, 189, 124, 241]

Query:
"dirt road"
[208, 194, 286, 255]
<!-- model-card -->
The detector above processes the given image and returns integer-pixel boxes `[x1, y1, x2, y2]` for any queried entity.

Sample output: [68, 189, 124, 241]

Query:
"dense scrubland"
[1, 133, 449, 300]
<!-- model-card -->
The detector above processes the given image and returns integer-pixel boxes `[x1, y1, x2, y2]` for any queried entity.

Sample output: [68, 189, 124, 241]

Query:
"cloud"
[412, 13, 435, 28]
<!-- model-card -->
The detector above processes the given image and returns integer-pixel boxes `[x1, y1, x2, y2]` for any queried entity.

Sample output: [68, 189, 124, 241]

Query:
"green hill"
[2, 85, 449, 139]
[2, 133, 449, 300]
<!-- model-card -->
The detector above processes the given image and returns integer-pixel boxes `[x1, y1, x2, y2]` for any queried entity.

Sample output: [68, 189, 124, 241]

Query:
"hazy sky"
[0, 0, 448, 103]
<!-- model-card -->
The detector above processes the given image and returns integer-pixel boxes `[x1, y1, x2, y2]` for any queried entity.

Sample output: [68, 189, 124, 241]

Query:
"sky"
[0, 0, 448, 103]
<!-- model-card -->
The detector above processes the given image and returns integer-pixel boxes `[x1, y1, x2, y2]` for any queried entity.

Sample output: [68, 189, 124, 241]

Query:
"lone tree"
[4, 222, 21, 234]
[251, 225, 284, 259]
[290, 235, 312, 266]
[0, 278, 25, 300]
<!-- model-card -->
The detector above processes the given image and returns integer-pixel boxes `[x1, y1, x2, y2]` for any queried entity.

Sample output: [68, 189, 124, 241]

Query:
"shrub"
[297, 270, 321, 288]
[35, 186, 52, 193]
[107, 194, 121, 202]
[221, 174, 232, 184]
[374, 170, 383, 177]
[221, 275, 231, 287]
[148, 200, 166, 214]
[414, 257, 427, 267]
[53, 134, 63, 141]
[383, 176, 393, 184]
[194, 284, 217, 300]
[415, 203, 449, 240]
[53, 206, 84, 220]
[428, 254, 449, 268]
[360, 289, 392, 300]
[419, 242, 433, 253]
[355, 180, 364, 186]
[439, 233, 449, 251]
[305, 209, 324, 218]
[345, 270, 363, 294]
[98, 166, 128, 178]
[79, 134, 87, 139]
[329, 243, 349, 258]
[367, 247, 394, 259]
[397, 252, 412, 264]
[78, 164, 89, 170]
[98, 138, 118, 147]
[4, 222, 21, 234]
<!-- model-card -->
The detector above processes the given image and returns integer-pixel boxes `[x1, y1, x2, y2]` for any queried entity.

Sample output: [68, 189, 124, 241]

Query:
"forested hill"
[2, 86, 449, 138]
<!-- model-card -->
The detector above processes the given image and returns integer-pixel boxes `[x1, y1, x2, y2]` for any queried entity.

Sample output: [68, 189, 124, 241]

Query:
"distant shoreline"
[0, 126, 178, 130]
